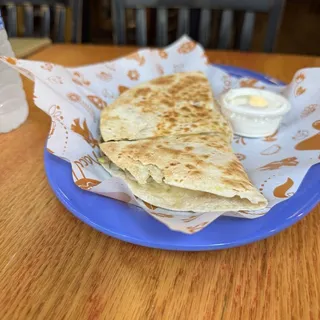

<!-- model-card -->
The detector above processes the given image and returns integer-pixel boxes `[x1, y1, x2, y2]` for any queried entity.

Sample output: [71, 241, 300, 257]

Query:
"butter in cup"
[219, 88, 291, 138]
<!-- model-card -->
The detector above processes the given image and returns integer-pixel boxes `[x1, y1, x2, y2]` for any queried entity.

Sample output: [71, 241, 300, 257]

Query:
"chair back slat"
[39, 4, 50, 37]
[112, 0, 126, 44]
[156, 7, 168, 46]
[217, 9, 233, 49]
[111, 0, 286, 52]
[23, 2, 34, 36]
[264, 0, 286, 52]
[239, 11, 255, 51]
[135, 8, 147, 46]
[1, 1, 82, 43]
[71, 0, 83, 43]
[5, 4, 17, 36]
[54, 4, 66, 42]
[198, 8, 211, 47]
[177, 8, 189, 38]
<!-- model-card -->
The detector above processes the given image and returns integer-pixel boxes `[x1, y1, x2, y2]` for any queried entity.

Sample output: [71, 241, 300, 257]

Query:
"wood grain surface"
[0, 45, 319, 320]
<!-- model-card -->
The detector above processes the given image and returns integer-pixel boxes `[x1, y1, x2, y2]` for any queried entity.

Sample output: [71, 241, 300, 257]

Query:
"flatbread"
[100, 72, 232, 142]
[99, 158, 265, 212]
[99, 133, 267, 212]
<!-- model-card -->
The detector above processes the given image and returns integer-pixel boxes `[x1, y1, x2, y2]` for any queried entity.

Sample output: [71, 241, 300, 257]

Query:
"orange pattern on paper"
[295, 86, 306, 96]
[222, 74, 232, 93]
[72, 71, 90, 86]
[263, 130, 278, 142]
[75, 178, 101, 190]
[126, 52, 146, 66]
[234, 136, 247, 145]
[48, 105, 69, 153]
[156, 64, 164, 76]
[239, 79, 265, 89]
[97, 71, 112, 81]
[19, 67, 34, 79]
[182, 215, 200, 223]
[48, 76, 63, 84]
[71, 118, 99, 148]
[295, 72, 305, 83]
[260, 145, 281, 155]
[143, 201, 158, 210]
[150, 212, 173, 218]
[186, 222, 209, 233]
[105, 62, 116, 72]
[273, 178, 294, 198]
[127, 70, 140, 81]
[3, 57, 17, 65]
[158, 50, 168, 59]
[87, 95, 107, 110]
[177, 41, 196, 54]
[295, 120, 320, 151]
[235, 153, 246, 161]
[259, 157, 299, 171]
[67, 92, 81, 102]
[72, 151, 101, 180]
[67, 94, 95, 120]
[292, 130, 309, 141]
[301, 104, 319, 118]
[41, 63, 54, 71]
[48, 105, 63, 138]
[118, 85, 129, 95]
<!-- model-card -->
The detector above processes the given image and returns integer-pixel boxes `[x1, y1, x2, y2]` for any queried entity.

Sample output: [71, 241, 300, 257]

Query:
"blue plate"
[44, 65, 320, 251]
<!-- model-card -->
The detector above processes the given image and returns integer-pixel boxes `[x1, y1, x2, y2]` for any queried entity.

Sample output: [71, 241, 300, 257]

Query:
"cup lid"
[220, 88, 291, 117]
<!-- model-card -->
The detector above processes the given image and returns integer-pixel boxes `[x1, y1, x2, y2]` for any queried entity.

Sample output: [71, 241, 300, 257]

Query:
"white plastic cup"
[0, 11, 29, 133]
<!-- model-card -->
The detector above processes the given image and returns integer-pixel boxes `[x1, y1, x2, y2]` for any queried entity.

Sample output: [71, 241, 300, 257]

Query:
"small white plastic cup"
[219, 88, 291, 138]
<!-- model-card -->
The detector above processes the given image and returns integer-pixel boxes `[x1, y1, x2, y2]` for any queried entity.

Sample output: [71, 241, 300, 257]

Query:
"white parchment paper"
[1, 36, 319, 234]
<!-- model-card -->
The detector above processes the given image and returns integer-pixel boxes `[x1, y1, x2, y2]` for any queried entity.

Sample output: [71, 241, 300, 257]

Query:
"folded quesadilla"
[99, 134, 267, 212]
[99, 71, 267, 212]
[100, 71, 232, 142]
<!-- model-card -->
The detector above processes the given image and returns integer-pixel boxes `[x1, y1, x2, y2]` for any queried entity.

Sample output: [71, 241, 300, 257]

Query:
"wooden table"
[1, 45, 319, 320]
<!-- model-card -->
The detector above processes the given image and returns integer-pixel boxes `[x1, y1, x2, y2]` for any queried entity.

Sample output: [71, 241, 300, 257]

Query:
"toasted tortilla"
[100, 72, 232, 142]
[99, 134, 267, 212]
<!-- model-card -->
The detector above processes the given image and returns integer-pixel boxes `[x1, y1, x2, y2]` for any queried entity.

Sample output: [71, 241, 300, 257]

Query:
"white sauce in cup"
[219, 88, 291, 138]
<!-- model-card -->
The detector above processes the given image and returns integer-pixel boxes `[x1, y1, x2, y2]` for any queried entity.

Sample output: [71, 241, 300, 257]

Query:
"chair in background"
[111, 0, 286, 52]
[0, 0, 83, 43]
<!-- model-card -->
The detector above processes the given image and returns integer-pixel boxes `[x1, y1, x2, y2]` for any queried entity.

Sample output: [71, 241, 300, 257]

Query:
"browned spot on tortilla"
[222, 160, 247, 180]
[185, 146, 194, 151]
[181, 106, 191, 112]
[170, 162, 179, 166]
[221, 178, 250, 190]
[135, 87, 151, 97]
[195, 159, 205, 166]
[185, 164, 195, 169]
[160, 98, 174, 107]
[151, 75, 175, 85]
[118, 85, 129, 95]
